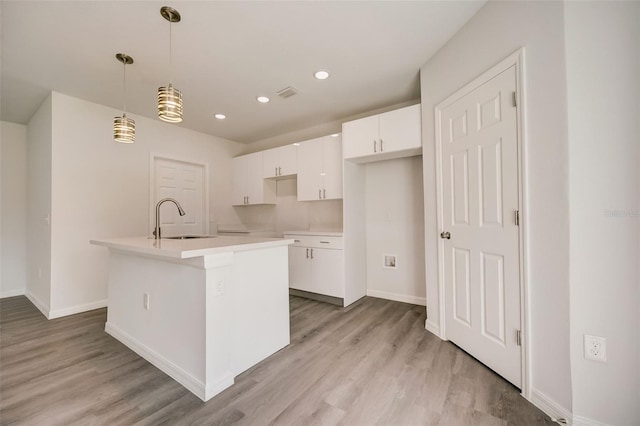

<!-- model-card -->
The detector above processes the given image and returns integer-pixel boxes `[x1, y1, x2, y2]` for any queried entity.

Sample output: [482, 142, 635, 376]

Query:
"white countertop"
[283, 230, 343, 237]
[91, 236, 293, 259]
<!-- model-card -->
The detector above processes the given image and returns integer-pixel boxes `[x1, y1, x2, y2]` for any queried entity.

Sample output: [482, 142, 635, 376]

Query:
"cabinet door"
[378, 104, 421, 153]
[297, 137, 324, 201]
[289, 246, 312, 292]
[342, 114, 378, 159]
[245, 152, 266, 204]
[311, 248, 344, 298]
[263, 145, 297, 178]
[263, 148, 280, 178]
[278, 144, 297, 176]
[232, 155, 249, 206]
[322, 136, 343, 200]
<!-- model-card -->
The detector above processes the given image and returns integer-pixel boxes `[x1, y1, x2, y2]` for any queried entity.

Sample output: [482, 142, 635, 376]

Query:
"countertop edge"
[90, 237, 294, 259]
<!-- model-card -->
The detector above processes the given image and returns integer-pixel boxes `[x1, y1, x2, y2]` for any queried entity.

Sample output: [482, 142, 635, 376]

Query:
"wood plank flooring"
[0, 295, 553, 425]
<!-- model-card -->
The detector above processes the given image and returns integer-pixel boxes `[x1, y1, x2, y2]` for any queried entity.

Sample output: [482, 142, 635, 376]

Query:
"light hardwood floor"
[0, 295, 553, 425]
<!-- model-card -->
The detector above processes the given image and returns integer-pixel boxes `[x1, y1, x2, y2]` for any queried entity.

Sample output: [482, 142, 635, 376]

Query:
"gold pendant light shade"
[158, 6, 183, 123]
[158, 84, 183, 123]
[113, 114, 136, 143]
[114, 53, 135, 143]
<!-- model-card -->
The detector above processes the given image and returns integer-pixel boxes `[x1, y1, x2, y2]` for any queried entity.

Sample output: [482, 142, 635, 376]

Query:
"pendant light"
[158, 6, 183, 123]
[114, 53, 135, 143]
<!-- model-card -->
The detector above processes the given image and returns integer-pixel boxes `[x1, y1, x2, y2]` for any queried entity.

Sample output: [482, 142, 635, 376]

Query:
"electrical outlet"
[383, 255, 397, 269]
[584, 334, 606, 362]
[143, 293, 150, 310]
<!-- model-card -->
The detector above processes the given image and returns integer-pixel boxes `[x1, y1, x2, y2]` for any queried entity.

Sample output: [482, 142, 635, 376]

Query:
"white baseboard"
[105, 321, 234, 402]
[1, 288, 25, 298]
[425, 318, 444, 339]
[530, 387, 573, 425]
[48, 299, 107, 319]
[25, 291, 50, 318]
[572, 414, 609, 426]
[366, 289, 426, 306]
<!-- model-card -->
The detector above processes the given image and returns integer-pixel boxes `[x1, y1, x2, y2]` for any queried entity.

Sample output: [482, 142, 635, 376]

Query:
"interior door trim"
[433, 48, 530, 398]
[149, 153, 210, 236]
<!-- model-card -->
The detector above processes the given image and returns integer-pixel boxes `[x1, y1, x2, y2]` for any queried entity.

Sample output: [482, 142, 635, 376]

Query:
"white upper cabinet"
[342, 104, 422, 163]
[297, 134, 343, 201]
[232, 152, 276, 206]
[263, 144, 297, 178]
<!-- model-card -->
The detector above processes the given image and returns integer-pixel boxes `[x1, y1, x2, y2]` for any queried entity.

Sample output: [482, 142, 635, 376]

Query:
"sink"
[164, 235, 216, 240]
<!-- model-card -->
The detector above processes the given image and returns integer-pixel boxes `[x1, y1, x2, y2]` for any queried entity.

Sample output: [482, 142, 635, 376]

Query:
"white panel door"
[153, 158, 206, 237]
[439, 66, 521, 387]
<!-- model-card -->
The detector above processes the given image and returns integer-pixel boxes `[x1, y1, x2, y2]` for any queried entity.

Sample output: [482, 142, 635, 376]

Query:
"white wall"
[565, 2, 640, 424]
[1, 121, 28, 298]
[26, 94, 53, 313]
[365, 157, 425, 305]
[244, 100, 418, 154]
[419, 0, 572, 415]
[30, 92, 243, 318]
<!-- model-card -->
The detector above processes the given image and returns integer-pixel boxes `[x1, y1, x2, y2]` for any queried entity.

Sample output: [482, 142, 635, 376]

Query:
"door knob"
[440, 231, 451, 239]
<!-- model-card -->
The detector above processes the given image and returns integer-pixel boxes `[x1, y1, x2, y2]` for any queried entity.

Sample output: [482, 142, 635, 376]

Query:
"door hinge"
[516, 329, 522, 346]
[515, 210, 520, 226]
[512, 91, 517, 107]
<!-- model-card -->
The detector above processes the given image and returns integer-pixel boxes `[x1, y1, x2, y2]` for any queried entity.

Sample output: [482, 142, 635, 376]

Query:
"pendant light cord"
[122, 60, 127, 114]
[169, 18, 173, 85]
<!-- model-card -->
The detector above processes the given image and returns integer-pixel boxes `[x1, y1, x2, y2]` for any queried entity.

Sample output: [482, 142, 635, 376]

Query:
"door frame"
[149, 153, 210, 236]
[433, 48, 531, 397]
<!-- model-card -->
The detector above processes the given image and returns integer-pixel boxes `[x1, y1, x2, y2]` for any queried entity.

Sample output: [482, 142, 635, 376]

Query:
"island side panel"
[105, 250, 211, 399]
[230, 245, 291, 375]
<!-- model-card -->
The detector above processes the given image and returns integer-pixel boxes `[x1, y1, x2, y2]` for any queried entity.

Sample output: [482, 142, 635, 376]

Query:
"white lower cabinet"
[285, 233, 345, 300]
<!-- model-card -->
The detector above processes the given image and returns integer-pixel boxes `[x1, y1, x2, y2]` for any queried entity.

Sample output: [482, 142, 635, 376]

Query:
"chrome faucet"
[153, 198, 186, 240]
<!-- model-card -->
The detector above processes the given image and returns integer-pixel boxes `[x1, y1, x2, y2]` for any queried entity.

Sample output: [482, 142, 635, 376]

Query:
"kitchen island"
[90, 235, 293, 401]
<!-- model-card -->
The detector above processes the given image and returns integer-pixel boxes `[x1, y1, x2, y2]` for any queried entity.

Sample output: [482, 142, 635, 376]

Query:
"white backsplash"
[233, 178, 343, 236]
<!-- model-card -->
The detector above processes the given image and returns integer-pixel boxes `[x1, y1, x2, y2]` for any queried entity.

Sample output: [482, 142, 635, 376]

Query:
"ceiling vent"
[276, 86, 298, 99]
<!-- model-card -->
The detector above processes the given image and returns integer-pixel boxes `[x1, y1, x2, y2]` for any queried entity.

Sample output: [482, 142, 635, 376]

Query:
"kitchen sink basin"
[164, 235, 216, 240]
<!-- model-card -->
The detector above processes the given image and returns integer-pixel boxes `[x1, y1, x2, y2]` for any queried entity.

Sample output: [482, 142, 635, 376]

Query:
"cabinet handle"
[323, 188, 326, 199]
[306, 248, 309, 259]
[294, 239, 300, 242]
[279, 166, 282, 176]
[310, 248, 314, 259]
[374, 139, 377, 153]
[275, 167, 278, 176]
[380, 139, 383, 152]
[319, 189, 322, 200]
[320, 241, 330, 244]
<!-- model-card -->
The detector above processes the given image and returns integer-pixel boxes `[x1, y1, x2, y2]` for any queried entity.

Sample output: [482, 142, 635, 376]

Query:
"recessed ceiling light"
[214, 113, 226, 120]
[257, 96, 270, 103]
[331, 133, 340, 137]
[293, 143, 300, 146]
[314, 70, 330, 80]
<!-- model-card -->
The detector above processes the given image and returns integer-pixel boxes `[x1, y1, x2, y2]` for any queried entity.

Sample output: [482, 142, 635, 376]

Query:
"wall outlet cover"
[383, 255, 397, 269]
[584, 334, 606, 362]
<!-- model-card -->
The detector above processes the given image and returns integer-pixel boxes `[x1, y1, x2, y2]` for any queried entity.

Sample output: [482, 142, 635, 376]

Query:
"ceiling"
[1, 1, 485, 144]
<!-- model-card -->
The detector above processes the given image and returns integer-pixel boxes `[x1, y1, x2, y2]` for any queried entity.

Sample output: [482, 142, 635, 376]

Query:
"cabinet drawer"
[284, 235, 343, 250]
